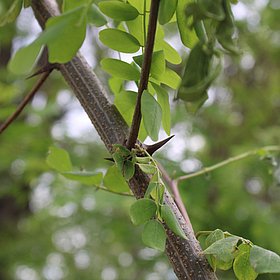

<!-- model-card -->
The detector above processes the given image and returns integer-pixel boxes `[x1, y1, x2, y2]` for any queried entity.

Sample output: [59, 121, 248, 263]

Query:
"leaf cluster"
[46, 146, 131, 194]
[201, 229, 280, 279]
[177, 0, 239, 112]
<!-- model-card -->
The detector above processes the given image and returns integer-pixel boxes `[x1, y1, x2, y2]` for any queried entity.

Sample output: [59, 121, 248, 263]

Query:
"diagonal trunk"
[31, 1, 217, 278]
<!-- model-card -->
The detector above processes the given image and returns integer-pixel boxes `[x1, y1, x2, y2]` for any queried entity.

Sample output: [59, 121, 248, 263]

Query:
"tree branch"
[0, 69, 52, 134]
[126, 0, 160, 150]
[177, 145, 280, 183]
[158, 162, 194, 234]
[30, 1, 217, 279]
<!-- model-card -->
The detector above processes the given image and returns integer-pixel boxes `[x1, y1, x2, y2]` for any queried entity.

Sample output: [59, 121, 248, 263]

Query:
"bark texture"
[31, 1, 217, 279]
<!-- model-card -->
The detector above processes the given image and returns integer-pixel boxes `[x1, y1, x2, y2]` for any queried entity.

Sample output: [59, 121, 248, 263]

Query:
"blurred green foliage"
[0, 0, 279, 279]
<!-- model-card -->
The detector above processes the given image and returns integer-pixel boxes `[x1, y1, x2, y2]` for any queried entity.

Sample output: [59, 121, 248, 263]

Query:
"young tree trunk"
[31, 1, 217, 279]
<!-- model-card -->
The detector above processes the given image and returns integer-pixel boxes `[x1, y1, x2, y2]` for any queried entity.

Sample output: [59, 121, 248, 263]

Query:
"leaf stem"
[126, 0, 160, 150]
[157, 162, 194, 233]
[95, 185, 133, 197]
[143, 0, 147, 46]
[177, 145, 280, 183]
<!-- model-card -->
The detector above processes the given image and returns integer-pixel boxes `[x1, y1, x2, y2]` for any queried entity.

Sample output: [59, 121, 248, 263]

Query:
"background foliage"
[0, 0, 279, 279]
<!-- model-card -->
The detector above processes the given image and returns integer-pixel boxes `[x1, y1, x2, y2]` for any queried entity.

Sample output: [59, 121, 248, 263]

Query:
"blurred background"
[0, 0, 279, 279]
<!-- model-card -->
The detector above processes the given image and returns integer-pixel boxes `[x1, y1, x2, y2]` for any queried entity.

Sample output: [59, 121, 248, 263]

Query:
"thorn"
[26, 63, 59, 79]
[145, 135, 175, 155]
[104, 157, 114, 162]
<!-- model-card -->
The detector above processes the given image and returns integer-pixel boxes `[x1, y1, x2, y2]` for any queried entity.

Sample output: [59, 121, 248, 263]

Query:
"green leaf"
[103, 165, 129, 192]
[216, 0, 239, 54]
[8, 41, 42, 75]
[63, 0, 89, 12]
[0, 0, 22, 27]
[197, 0, 225, 20]
[205, 229, 224, 248]
[61, 171, 103, 186]
[129, 198, 157, 225]
[101, 58, 140, 81]
[142, 220, 166, 252]
[99, 28, 140, 53]
[155, 184, 165, 205]
[161, 205, 187, 239]
[112, 153, 124, 172]
[179, 42, 211, 90]
[11, 6, 88, 68]
[178, 42, 220, 105]
[159, 0, 177, 25]
[112, 145, 132, 177]
[126, 16, 144, 46]
[98, 1, 139, 21]
[138, 164, 157, 174]
[40, 7, 87, 63]
[115, 90, 137, 124]
[160, 41, 182, 65]
[112, 144, 131, 157]
[109, 77, 123, 95]
[250, 245, 280, 274]
[133, 51, 166, 79]
[205, 229, 226, 270]
[151, 83, 171, 135]
[135, 157, 150, 164]
[184, 93, 208, 114]
[87, 4, 107, 27]
[178, 61, 221, 102]
[204, 236, 239, 263]
[141, 90, 162, 141]
[176, 0, 198, 48]
[233, 244, 258, 280]
[122, 160, 135, 180]
[128, 0, 148, 13]
[144, 182, 158, 198]
[158, 67, 181, 89]
[46, 146, 73, 173]
[150, 51, 166, 79]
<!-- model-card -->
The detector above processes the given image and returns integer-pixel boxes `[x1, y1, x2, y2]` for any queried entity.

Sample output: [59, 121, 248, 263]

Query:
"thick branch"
[30, 1, 217, 279]
[126, 0, 160, 149]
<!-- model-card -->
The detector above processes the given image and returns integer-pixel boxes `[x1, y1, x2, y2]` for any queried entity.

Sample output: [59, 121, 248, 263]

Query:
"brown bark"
[30, 1, 217, 279]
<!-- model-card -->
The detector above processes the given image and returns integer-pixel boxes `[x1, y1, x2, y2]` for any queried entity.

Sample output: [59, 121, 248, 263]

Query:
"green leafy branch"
[110, 143, 188, 250]
[46, 146, 133, 197]
[197, 229, 280, 280]
[126, 0, 160, 149]
[176, 145, 280, 183]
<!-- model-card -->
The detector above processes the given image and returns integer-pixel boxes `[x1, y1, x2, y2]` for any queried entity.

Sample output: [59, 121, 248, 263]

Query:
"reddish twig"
[126, 0, 160, 150]
[0, 68, 53, 134]
[157, 162, 194, 234]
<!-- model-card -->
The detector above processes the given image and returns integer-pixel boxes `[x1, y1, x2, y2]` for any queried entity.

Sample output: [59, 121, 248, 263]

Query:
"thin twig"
[177, 145, 280, 183]
[0, 69, 53, 134]
[95, 186, 133, 197]
[126, 0, 160, 149]
[157, 162, 194, 234]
